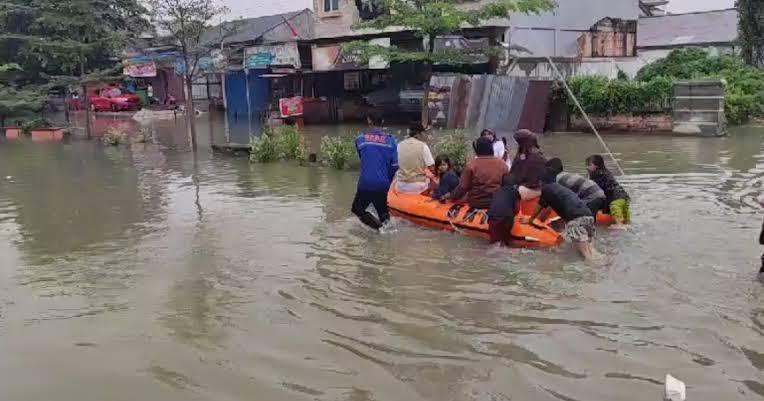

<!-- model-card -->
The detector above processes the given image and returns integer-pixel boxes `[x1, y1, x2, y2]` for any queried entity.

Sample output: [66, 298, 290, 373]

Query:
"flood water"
[1, 114, 764, 401]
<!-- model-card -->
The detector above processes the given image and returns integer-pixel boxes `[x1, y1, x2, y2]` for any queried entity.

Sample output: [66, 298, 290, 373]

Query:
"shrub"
[250, 132, 280, 163]
[133, 127, 153, 144]
[433, 131, 470, 172]
[277, 125, 307, 161]
[562, 76, 672, 116]
[320, 135, 357, 169]
[102, 127, 128, 146]
[249, 125, 308, 163]
[636, 48, 764, 124]
[21, 118, 52, 135]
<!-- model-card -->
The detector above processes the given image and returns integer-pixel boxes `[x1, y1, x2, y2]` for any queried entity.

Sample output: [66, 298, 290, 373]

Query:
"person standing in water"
[352, 114, 398, 231]
[510, 129, 546, 201]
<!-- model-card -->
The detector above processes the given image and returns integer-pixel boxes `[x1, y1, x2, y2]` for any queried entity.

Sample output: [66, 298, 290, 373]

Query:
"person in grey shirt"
[545, 158, 606, 216]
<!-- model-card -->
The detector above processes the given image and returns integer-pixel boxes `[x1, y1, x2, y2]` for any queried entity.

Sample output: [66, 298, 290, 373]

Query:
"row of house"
[122, 0, 738, 139]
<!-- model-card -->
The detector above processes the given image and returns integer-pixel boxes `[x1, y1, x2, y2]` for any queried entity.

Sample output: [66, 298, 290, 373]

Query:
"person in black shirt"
[527, 179, 596, 260]
[488, 174, 519, 246]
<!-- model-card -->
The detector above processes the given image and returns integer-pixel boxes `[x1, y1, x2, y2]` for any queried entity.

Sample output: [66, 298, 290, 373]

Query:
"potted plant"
[22, 119, 64, 142]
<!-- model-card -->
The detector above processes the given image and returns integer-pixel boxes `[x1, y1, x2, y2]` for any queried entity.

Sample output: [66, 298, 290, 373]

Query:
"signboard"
[245, 43, 301, 69]
[123, 60, 157, 77]
[311, 38, 390, 71]
[279, 96, 303, 118]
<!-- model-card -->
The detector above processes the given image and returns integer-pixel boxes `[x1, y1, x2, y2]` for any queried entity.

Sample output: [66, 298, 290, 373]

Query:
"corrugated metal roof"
[638, 8, 738, 48]
[203, 9, 309, 45]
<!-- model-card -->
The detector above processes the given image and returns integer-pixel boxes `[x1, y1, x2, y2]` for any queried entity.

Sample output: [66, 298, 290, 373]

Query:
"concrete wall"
[262, 11, 315, 43]
[313, 0, 361, 39]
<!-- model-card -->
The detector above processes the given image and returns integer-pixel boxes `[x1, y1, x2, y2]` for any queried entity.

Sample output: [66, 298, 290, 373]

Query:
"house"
[307, 0, 509, 123]
[636, 8, 738, 67]
[505, 0, 642, 78]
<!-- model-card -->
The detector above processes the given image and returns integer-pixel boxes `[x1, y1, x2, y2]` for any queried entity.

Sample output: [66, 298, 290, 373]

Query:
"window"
[324, 0, 339, 12]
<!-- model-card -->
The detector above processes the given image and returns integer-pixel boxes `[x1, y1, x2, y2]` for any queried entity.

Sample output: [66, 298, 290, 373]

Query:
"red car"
[89, 86, 142, 112]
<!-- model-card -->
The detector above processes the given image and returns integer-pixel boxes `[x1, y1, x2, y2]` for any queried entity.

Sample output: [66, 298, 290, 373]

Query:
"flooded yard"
[1, 114, 764, 401]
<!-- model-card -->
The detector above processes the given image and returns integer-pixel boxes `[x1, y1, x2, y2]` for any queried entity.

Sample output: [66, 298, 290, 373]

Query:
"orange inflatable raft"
[518, 198, 616, 226]
[388, 189, 563, 248]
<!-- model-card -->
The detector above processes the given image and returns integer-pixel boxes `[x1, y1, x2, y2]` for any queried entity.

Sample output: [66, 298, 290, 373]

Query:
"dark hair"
[474, 136, 494, 156]
[586, 154, 605, 169]
[434, 154, 451, 173]
[545, 157, 564, 174]
[514, 129, 540, 157]
[367, 113, 384, 126]
[480, 129, 495, 139]
[409, 122, 426, 137]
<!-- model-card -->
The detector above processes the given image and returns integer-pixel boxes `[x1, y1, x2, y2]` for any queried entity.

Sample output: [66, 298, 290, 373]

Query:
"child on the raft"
[586, 154, 631, 229]
[431, 155, 460, 200]
[527, 177, 596, 260]
[488, 175, 520, 247]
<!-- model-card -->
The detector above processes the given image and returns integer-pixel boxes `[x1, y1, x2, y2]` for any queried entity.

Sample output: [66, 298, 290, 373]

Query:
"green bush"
[102, 127, 128, 146]
[320, 135, 357, 169]
[21, 118, 52, 135]
[636, 48, 764, 124]
[249, 125, 308, 163]
[433, 131, 470, 172]
[250, 132, 280, 163]
[562, 75, 672, 116]
[278, 125, 307, 161]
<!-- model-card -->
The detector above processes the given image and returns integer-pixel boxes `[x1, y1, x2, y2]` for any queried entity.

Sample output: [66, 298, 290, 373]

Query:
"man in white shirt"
[395, 123, 435, 194]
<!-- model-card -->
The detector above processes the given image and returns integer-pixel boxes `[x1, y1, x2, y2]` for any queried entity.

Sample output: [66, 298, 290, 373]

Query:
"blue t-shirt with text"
[355, 129, 399, 192]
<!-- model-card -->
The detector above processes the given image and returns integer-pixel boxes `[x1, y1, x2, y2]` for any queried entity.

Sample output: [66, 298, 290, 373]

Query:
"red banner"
[279, 96, 303, 118]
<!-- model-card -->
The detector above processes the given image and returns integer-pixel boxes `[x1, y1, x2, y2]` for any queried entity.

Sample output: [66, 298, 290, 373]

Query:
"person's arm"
[527, 205, 548, 228]
[355, 135, 362, 159]
[446, 164, 472, 201]
[423, 145, 435, 180]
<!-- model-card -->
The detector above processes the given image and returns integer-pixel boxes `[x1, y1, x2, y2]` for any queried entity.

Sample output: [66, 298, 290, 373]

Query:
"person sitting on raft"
[586, 154, 631, 229]
[395, 123, 435, 194]
[488, 174, 520, 247]
[431, 155, 459, 200]
[509, 129, 546, 201]
[481, 129, 511, 168]
[545, 158, 606, 217]
[527, 176, 596, 261]
[438, 136, 508, 209]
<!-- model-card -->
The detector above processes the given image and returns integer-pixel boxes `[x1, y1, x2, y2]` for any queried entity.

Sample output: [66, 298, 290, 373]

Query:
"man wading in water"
[351, 114, 398, 232]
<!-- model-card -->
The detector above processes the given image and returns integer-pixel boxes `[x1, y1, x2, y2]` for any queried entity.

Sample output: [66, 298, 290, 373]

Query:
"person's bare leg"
[574, 241, 593, 261]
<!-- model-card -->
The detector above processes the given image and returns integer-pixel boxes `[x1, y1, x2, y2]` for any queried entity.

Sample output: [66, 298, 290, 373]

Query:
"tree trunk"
[184, 73, 198, 151]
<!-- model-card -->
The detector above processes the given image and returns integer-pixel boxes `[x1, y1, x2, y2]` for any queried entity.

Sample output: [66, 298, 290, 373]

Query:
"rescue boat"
[388, 188, 563, 248]
[518, 198, 616, 226]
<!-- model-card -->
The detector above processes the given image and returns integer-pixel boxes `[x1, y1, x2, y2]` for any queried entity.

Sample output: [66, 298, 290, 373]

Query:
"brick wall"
[570, 114, 673, 133]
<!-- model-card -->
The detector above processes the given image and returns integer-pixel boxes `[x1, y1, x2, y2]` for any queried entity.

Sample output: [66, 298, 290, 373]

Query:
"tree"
[0, 63, 45, 127]
[0, 0, 149, 133]
[738, 0, 764, 67]
[148, 0, 227, 151]
[344, 0, 555, 122]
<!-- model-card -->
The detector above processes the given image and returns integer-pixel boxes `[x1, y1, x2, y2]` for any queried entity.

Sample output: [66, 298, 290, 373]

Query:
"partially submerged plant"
[250, 131, 280, 163]
[102, 127, 128, 146]
[320, 135, 357, 170]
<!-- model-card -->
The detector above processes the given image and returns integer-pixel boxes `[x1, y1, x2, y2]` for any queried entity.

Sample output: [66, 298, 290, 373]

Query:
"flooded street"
[1, 115, 764, 401]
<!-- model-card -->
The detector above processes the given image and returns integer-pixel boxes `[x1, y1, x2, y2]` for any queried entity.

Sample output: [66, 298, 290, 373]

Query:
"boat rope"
[544, 55, 626, 176]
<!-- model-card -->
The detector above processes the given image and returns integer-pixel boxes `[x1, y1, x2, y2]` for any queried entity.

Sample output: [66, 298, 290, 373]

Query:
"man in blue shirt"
[351, 114, 398, 231]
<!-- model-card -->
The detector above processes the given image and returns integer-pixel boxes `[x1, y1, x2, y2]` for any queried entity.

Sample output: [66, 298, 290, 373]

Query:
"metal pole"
[545, 55, 626, 176]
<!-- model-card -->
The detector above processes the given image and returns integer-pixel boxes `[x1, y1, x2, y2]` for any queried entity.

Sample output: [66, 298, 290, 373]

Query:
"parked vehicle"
[90, 86, 143, 112]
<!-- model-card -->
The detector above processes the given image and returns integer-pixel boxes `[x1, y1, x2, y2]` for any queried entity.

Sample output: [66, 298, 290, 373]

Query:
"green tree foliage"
[0, 0, 148, 125]
[344, 0, 555, 120]
[737, 0, 764, 67]
[637, 48, 764, 124]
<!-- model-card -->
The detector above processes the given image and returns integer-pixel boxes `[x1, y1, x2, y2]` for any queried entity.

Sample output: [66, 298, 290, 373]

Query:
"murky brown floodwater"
[2, 114, 764, 401]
